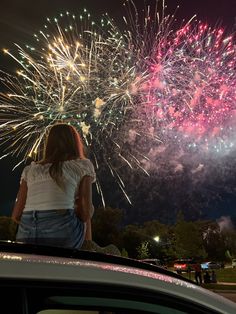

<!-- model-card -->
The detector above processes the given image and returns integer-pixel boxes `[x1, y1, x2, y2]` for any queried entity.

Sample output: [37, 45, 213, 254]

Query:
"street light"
[153, 235, 160, 243]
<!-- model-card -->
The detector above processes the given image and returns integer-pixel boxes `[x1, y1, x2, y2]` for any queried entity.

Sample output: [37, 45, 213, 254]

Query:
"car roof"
[1, 241, 236, 313]
[0, 240, 188, 280]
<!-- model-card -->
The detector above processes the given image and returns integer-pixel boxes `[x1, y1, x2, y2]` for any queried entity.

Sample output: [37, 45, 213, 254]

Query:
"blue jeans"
[16, 209, 85, 249]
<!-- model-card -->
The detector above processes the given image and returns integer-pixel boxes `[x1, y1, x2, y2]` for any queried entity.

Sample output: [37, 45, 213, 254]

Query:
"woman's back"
[22, 158, 95, 211]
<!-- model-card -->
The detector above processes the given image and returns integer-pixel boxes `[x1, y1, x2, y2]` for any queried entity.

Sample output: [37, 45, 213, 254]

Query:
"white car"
[0, 240, 236, 314]
[201, 261, 222, 270]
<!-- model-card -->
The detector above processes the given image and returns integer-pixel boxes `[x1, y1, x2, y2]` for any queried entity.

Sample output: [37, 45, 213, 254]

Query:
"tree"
[174, 219, 206, 259]
[137, 241, 150, 259]
[201, 221, 227, 261]
[121, 248, 129, 258]
[92, 206, 123, 248]
[121, 224, 147, 258]
[222, 230, 236, 259]
[141, 220, 175, 260]
[0, 216, 17, 240]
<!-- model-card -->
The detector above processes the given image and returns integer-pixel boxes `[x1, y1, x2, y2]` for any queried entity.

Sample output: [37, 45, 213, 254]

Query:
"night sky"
[1, 0, 236, 223]
[1, 0, 236, 64]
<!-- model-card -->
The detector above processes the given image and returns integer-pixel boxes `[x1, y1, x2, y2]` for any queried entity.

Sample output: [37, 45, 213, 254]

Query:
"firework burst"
[1, 1, 236, 207]
[148, 21, 236, 155]
[0, 5, 161, 204]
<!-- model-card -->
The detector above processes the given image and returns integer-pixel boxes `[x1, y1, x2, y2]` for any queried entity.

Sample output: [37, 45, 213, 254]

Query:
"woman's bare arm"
[11, 179, 28, 223]
[75, 176, 94, 241]
[75, 175, 94, 223]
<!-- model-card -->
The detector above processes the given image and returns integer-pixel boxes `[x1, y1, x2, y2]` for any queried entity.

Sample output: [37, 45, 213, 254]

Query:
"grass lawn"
[202, 284, 236, 291]
[216, 268, 236, 283]
[169, 268, 236, 288]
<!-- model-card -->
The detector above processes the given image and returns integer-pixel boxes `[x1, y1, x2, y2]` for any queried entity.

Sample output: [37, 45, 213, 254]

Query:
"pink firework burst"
[148, 21, 236, 153]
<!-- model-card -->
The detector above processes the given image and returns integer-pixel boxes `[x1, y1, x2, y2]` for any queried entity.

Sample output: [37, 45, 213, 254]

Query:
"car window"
[0, 281, 221, 314]
[39, 296, 187, 314]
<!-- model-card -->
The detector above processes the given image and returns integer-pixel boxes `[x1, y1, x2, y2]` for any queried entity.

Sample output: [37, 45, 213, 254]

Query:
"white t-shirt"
[21, 159, 96, 211]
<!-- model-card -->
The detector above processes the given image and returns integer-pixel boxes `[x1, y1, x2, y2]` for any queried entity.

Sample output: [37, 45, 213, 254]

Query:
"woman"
[11, 123, 95, 249]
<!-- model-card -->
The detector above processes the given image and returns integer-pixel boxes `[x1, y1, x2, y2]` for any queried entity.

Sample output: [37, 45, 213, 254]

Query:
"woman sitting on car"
[12, 123, 96, 249]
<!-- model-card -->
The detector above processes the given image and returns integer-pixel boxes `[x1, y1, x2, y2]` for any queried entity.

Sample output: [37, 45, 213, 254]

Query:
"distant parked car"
[201, 261, 221, 270]
[141, 258, 161, 266]
[141, 258, 167, 268]
[232, 258, 236, 268]
[173, 258, 198, 274]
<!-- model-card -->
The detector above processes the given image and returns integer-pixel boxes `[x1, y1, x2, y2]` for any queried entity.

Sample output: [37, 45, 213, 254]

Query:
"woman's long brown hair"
[42, 124, 85, 188]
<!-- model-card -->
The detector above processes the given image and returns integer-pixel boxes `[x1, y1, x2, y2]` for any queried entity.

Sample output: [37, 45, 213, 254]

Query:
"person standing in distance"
[194, 262, 203, 285]
[11, 123, 96, 249]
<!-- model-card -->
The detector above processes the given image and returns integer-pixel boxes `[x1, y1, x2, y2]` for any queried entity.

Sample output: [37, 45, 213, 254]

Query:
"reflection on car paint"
[0, 252, 196, 289]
